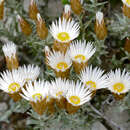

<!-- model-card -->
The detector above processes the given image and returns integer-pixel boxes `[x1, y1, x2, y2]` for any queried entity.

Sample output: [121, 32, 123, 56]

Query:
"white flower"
[2, 42, 17, 58]
[79, 66, 108, 90]
[18, 64, 40, 82]
[50, 78, 70, 99]
[107, 69, 130, 95]
[122, 0, 130, 7]
[49, 18, 80, 43]
[68, 40, 96, 63]
[0, 69, 25, 94]
[96, 11, 104, 24]
[21, 80, 49, 102]
[66, 81, 92, 106]
[47, 51, 72, 72]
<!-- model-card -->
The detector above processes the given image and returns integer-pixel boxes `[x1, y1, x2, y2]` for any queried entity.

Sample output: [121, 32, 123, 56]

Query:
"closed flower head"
[17, 15, 32, 36]
[95, 11, 107, 40]
[2, 42, 16, 59]
[70, 0, 83, 15]
[2, 42, 19, 70]
[0, 0, 4, 20]
[29, 0, 39, 20]
[122, 0, 130, 18]
[36, 13, 48, 39]
[96, 11, 104, 25]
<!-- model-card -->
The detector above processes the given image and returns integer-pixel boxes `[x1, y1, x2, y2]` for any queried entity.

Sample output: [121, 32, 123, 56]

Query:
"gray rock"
[91, 121, 107, 130]
[23, 0, 29, 12]
[45, 0, 63, 17]
[104, 104, 130, 130]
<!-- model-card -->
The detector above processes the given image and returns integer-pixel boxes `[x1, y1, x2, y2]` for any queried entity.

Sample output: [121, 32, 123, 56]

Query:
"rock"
[104, 104, 130, 130]
[23, 0, 29, 12]
[45, 0, 63, 17]
[23, 0, 45, 12]
[91, 121, 107, 130]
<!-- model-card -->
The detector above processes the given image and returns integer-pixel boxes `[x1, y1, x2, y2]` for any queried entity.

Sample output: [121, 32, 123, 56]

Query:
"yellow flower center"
[113, 83, 125, 93]
[69, 96, 80, 105]
[32, 93, 43, 101]
[56, 91, 63, 97]
[57, 32, 70, 42]
[74, 54, 86, 62]
[8, 82, 21, 93]
[56, 62, 68, 70]
[126, 0, 130, 5]
[86, 81, 96, 89]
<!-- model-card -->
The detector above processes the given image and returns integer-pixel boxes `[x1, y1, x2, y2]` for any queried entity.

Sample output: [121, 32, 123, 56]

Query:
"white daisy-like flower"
[2, 42, 17, 58]
[107, 69, 130, 95]
[68, 40, 96, 63]
[18, 64, 40, 82]
[49, 18, 80, 43]
[47, 51, 72, 72]
[79, 66, 108, 90]
[0, 69, 25, 94]
[66, 81, 92, 106]
[122, 0, 130, 7]
[50, 78, 70, 99]
[64, 4, 71, 14]
[21, 80, 49, 103]
[96, 11, 104, 24]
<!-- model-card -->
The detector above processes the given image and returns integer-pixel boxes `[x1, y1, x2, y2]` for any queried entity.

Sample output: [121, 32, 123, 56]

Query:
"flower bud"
[0, 0, 4, 20]
[2, 42, 19, 70]
[124, 37, 130, 53]
[122, 0, 130, 18]
[44, 46, 51, 68]
[70, 0, 83, 15]
[95, 11, 107, 40]
[36, 13, 48, 40]
[62, 4, 71, 21]
[17, 15, 32, 36]
[29, 0, 39, 20]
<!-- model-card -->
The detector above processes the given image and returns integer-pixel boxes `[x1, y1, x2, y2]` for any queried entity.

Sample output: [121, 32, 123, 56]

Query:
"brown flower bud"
[29, 0, 39, 20]
[95, 11, 107, 40]
[2, 42, 19, 70]
[122, 3, 130, 18]
[44, 46, 51, 69]
[17, 15, 32, 36]
[62, 4, 71, 21]
[70, 0, 83, 15]
[36, 13, 48, 40]
[0, 0, 4, 20]
[124, 37, 130, 53]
